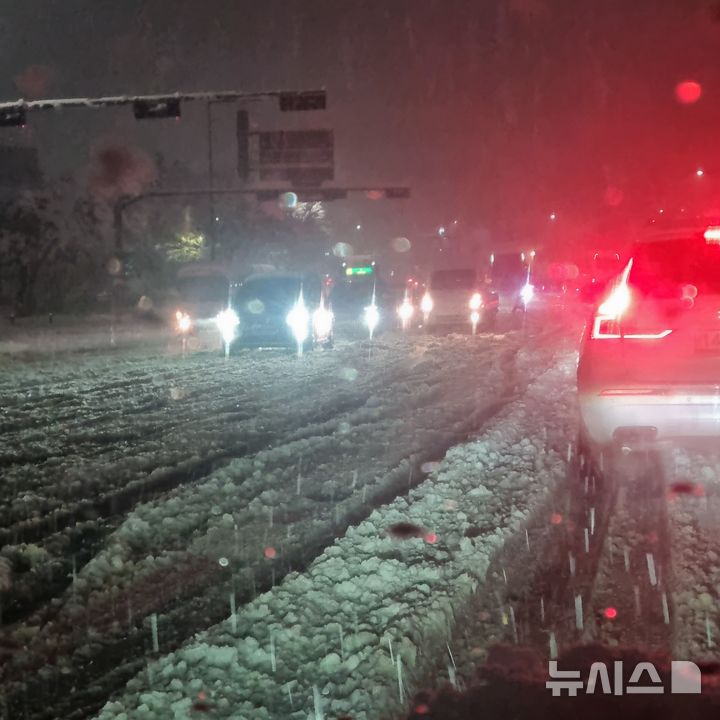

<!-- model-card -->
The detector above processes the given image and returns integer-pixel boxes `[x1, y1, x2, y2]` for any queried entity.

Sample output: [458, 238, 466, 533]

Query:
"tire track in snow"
[1, 335, 517, 720]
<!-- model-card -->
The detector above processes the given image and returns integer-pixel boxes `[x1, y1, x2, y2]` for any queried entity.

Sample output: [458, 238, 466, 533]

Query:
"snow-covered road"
[1, 316, 560, 719]
[5, 308, 720, 720]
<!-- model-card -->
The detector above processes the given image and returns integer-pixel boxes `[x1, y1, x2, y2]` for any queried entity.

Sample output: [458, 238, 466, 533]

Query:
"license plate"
[695, 330, 720, 353]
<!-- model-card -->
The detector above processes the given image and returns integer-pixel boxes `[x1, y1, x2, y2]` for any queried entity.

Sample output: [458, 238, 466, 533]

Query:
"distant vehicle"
[533, 261, 582, 309]
[578, 224, 720, 450]
[420, 268, 499, 332]
[216, 272, 334, 352]
[329, 258, 392, 335]
[170, 264, 231, 334]
[490, 251, 533, 312]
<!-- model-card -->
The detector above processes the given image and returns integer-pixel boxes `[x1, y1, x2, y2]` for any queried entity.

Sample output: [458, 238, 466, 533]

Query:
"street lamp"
[549, 212, 557, 221]
[696, 168, 705, 178]
[438, 226, 446, 236]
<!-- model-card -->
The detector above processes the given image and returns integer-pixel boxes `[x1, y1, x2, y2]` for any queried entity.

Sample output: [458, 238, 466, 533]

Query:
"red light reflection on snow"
[263, 546, 277, 559]
[193, 691, 213, 712]
[668, 481, 705, 499]
[604, 607, 618, 620]
[424, 532, 438, 544]
[675, 80, 702, 104]
[415, 704, 430, 715]
[550, 513, 563, 525]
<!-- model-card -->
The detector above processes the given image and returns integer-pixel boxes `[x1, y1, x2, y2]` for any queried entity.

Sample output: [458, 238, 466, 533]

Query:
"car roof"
[241, 272, 314, 283]
[639, 219, 718, 244]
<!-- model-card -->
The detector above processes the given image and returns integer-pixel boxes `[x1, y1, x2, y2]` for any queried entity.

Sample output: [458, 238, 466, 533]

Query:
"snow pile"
[665, 447, 720, 659]
[2, 330, 522, 709]
[95, 349, 577, 720]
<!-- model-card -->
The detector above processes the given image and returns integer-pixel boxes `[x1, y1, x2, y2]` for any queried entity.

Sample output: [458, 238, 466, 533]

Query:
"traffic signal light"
[133, 97, 181, 120]
[384, 187, 411, 199]
[278, 91, 326, 112]
[0, 104, 26, 127]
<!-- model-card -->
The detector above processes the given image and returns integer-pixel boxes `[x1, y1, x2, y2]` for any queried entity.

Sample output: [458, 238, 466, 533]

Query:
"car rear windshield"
[177, 276, 229, 303]
[331, 281, 376, 302]
[430, 269, 476, 290]
[630, 236, 720, 295]
[234, 276, 320, 306]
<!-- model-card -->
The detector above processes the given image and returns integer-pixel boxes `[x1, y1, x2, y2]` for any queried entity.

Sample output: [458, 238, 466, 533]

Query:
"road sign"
[258, 129, 334, 185]
[345, 266, 374, 276]
[278, 91, 326, 111]
[384, 187, 411, 199]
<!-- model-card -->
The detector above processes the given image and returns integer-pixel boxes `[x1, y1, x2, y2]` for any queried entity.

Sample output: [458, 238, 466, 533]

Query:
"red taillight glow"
[591, 259, 672, 340]
[597, 283, 631, 318]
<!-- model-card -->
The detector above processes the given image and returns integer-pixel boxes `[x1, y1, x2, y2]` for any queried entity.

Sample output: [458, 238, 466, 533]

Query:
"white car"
[420, 269, 499, 331]
[578, 223, 720, 449]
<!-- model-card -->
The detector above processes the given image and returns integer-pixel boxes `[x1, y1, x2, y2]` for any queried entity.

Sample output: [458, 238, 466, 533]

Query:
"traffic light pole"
[206, 101, 216, 260]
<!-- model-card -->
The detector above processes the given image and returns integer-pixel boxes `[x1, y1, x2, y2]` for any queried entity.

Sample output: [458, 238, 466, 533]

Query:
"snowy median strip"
[96, 349, 576, 720]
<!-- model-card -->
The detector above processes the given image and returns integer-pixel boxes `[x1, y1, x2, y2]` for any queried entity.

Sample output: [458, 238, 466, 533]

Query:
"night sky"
[2, 0, 720, 257]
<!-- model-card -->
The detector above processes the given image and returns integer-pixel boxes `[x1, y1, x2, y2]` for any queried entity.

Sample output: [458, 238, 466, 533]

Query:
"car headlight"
[469, 293, 483, 311]
[521, 283, 534, 305]
[398, 300, 414, 321]
[175, 310, 192, 333]
[312, 304, 334, 338]
[420, 293, 433, 314]
[215, 308, 239, 344]
[364, 303, 380, 332]
[287, 301, 310, 343]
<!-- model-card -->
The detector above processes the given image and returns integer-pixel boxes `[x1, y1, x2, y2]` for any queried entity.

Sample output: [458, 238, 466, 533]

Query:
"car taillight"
[591, 259, 672, 340]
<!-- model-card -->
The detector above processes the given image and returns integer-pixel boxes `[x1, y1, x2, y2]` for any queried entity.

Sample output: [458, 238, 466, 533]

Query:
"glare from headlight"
[420, 293, 433, 314]
[287, 301, 310, 343]
[176, 310, 192, 333]
[469, 293, 483, 311]
[470, 310, 480, 324]
[398, 300, 414, 322]
[215, 308, 239, 344]
[521, 283, 534, 305]
[312, 301, 334, 338]
[364, 303, 380, 336]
